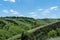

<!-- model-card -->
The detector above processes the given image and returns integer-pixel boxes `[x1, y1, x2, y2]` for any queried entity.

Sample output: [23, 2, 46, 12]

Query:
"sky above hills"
[0, 0, 60, 18]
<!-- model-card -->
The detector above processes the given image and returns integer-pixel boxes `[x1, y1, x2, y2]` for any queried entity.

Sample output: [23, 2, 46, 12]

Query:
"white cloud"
[41, 9, 51, 15]
[10, 9, 19, 14]
[4, 0, 8, 1]
[50, 6, 58, 10]
[28, 6, 58, 18]
[3, 9, 19, 14]
[10, 9, 14, 13]
[29, 12, 37, 17]
[47, 15, 57, 18]
[12, 11, 19, 14]
[38, 9, 43, 11]
[10, 0, 15, 2]
[3, 0, 15, 2]
[31, 14, 37, 17]
[29, 12, 35, 15]
[3, 10, 9, 13]
[19, 15, 24, 16]
[41, 6, 58, 15]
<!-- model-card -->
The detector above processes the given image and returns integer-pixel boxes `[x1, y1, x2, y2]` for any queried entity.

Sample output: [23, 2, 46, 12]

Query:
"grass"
[47, 37, 60, 40]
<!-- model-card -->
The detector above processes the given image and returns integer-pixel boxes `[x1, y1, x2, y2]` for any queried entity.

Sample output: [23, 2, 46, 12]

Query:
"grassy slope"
[47, 37, 60, 40]
[0, 17, 60, 40]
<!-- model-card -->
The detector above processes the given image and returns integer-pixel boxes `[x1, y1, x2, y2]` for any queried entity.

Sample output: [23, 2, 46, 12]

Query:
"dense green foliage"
[48, 30, 57, 37]
[0, 17, 60, 40]
[47, 28, 60, 40]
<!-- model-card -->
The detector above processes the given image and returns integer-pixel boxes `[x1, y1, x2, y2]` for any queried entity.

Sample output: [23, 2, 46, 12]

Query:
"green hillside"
[0, 17, 60, 40]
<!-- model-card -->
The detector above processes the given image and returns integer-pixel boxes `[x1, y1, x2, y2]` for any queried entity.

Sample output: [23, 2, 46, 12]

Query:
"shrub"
[0, 29, 11, 40]
[48, 30, 57, 37]
[57, 28, 60, 36]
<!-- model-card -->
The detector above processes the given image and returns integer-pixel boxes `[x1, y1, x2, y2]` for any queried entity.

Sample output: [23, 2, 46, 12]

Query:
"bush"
[48, 30, 57, 37]
[57, 28, 60, 36]
[8, 25, 24, 36]
[0, 29, 11, 40]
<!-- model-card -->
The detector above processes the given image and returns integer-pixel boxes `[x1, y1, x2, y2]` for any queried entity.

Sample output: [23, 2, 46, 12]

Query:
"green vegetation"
[48, 30, 57, 37]
[47, 37, 60, 40]
[0, 17, 60, 40]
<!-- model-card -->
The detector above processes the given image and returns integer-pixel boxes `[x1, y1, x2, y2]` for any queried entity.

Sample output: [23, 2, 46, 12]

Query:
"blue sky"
[0, 0, 60, 18]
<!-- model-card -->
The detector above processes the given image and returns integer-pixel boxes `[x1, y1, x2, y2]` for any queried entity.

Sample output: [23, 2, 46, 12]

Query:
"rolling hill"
[0, 16, 60, 40]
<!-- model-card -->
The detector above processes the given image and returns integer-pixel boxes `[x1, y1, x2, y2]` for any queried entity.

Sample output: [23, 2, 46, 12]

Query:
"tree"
[48, 30, 57, 37]
[57, 28, 60, 36]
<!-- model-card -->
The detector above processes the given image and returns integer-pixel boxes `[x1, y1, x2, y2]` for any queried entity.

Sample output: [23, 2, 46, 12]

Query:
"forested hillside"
[0, 17, 60, 40]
